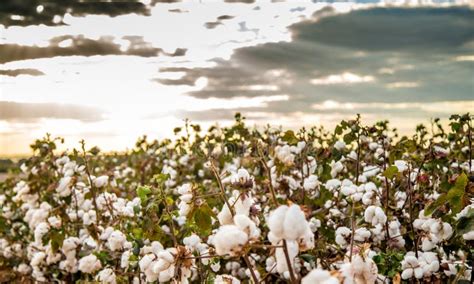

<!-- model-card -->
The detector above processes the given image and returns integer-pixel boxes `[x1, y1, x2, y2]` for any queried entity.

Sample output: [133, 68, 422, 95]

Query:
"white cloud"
[310, 72, 375, 85]
[386, 81, 419, 89]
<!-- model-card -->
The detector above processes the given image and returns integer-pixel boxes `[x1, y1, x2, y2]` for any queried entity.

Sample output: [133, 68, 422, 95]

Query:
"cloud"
[158, 5, 474, 110]
[0, 35, 186, 63]
[0, 101, 104, 122]
[0, 68, 44, 77]
[310, 72, 375, 85]
[0, 0, 150, 27]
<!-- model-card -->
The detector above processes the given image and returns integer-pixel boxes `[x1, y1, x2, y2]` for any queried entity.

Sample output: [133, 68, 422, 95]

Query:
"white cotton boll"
[78, 254, 102, 274]
[298, 227, 315, 251]
[215, 274, 241, 284]
[30, 252, 46, 267]
[107, 230, 127, 252]
[283, 205, 308, 240]
[234, 214, 260, 239]
[214, 225, 248, 256]
[302, 269, 339, 284]
[369, 142, 379, 151]
[177, 184, 192, 195]
[183, 234, 201, 250]
[395, 160, 408, 172]
[56, 176, 72, 196]
[158, 265, 175, 282]
[463, 231, 474, 240]
[158, 249, 176, 264]
[275, 240, 298, 274]
[268, 205, 288, 240]
[354, 228, 371, 242]
[97, 268, 116, 284]
[275, 145, 295, 165]
[234, 194, 253, 216]
[330, 161, 344, 178]
[121, 250, 131, 268]
[334, 140, 346, 151]
[364, 206, 386, 226]
[16, 263, 31, 274]
[152, 259, 171, 274]
[179, 194, 193, 203]
[34, 222, 50, 244]
[401, 269, 413, 280]
[335, 227, 351, 247]
[303, 175, 319, 191]
[217, 204, 233, 225]
[211, 262, 221, 272]
[139, 254, 155, 272]
[93, 176, 109, 188]
[309, 217, 321, 233]
[325, 179, 341, 191]
[47, 216, 61, 229]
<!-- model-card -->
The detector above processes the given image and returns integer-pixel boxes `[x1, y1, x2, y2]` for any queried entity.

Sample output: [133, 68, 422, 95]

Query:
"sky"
[0, 0, 473, 156]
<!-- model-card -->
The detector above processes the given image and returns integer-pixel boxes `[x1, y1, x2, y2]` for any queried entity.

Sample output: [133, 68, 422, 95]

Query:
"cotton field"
[0, 113, 473, 283]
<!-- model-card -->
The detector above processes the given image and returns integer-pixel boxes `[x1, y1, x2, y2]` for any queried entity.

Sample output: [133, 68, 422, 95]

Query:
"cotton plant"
[0, 114, 473, 283]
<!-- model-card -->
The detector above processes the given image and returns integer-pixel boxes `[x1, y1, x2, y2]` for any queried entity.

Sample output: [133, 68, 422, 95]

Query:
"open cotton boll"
[334, 140, 346, 151]
[215, 274, 241, 284]
[93, 176, 109, 188]
[234, 214, 260, 239]
[217, 204, 233, 225]
[395, 160, 408, 172]
[364, 206, 387, 226]
[267, 205, 288, 240]
[275, 145, 295, 165]
[298, 227, 315, 251]
[302, 269, 339, 284]
[303, 175, 319, 191]
[78, 254, 102, 274]
[283, 205, 309, 240]
[107, 230, 127, 252]
[213, 225, 248, 256]
[96, 268, 116, 284]
[340, 254, 378, 284]
[275, 240, 298, 274]
[56, 176, 72, 197]
[335, 227, 351, 248]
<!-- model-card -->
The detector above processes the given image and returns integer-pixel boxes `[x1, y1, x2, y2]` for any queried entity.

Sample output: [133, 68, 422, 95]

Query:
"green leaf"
[194, 206, 212, 233]
[425, 194, 447, 216]
[446, 173, 468, 214]
[282, 130, 298, 145]
[456, 208, 474, 235]
[383, 165, 399, 179]
[137, 185, 152, 203]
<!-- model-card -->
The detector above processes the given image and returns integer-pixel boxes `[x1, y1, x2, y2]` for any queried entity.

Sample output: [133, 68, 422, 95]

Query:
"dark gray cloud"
[0, 101, 104, 122]
[0, 0, 150, 27]
[0, 35, 186, 63]
[0, 68, 44, 76]
[159, 6, 474, 113]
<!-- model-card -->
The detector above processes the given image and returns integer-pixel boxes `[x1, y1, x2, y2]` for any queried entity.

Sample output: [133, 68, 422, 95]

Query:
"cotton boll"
[93, 176, 109, 188]
[158, 250, 175, 264]
[267, 205, 288, 240]
[303, 175, 319, 191]
[298, 227, 315, 251]
[354, 228, 371, 242]
[334, 140, 346, 151]
[213, 225, 248, 256]
[107, 230, 127, 252]
[463, 231, 474, 240]
[302, 269, 339, 284]
[217, 204, 233, 225]
[364, 206, 386, 226]
[275, 240, 298, 274]
[283, 205, 308, 240]
[394, 160, 408, 172]
[56, 176, 72, 197]
[234, 214, 260, 239]
[34, 222, 50, 244]
[97, 268, 116, 284]
[215, 274, 241, 284]
[78, 254, 102, 274]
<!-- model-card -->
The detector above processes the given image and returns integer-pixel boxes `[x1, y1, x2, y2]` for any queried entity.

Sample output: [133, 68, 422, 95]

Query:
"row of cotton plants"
[0, 113, 473, 283]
